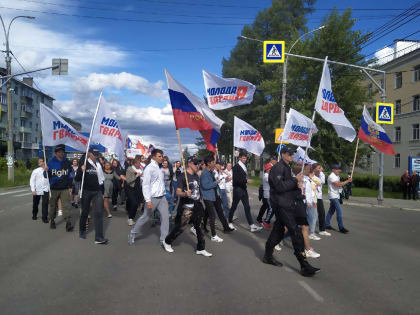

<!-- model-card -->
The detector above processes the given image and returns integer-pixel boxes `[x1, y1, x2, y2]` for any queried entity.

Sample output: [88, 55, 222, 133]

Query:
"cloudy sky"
[0, 0, 418, 159]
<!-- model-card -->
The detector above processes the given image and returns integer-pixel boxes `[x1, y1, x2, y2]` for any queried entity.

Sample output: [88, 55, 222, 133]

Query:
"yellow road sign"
[275, 128, 289, 144]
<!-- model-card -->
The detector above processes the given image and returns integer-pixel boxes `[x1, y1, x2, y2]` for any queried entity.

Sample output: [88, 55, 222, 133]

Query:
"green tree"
[194, 137, 213, 160]
[182, 147, 191, 161]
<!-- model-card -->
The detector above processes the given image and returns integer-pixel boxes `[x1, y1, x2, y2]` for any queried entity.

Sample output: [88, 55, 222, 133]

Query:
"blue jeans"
[172, 181, 178, 199]
[219, 189, 229, 218]
[165, 189, 175, 215]
[326, 198, 344, 229]
[306, 204, 318, 234]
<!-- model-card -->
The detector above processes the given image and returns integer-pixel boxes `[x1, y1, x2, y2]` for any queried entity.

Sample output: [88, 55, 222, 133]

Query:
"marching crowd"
[29, 143, 355, 277]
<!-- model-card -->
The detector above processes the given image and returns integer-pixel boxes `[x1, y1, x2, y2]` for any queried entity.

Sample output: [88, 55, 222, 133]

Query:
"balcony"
[20, 141, 33, 149]
[20, 95, 33, 103]
[19, 126, 32, 133]
[20, 111, 31, 119]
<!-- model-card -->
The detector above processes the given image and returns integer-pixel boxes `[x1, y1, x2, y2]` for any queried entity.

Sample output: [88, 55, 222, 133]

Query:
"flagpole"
[300, 110, 317, 174]
[80, 91, 103, 199]
[39, 108, 51, 198]
[176, 129, 190, 191]
[350, 137, 360, 178]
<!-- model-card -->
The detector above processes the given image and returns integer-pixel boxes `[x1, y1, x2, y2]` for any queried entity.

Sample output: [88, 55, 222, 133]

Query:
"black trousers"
[79, 190, 104, 240]
[203, 196, 230, 236]
[317, 198, 326, 232]
[229, 187, 253, 225]
[402, 184, 410, 199]
[257, 197, 272, 223]
[112, 180, 125, 205]
[166, 200, 205, 251]
[33, 194, 49, 219]
[265, 203, 305, 259]
[126, 186, 142, 219]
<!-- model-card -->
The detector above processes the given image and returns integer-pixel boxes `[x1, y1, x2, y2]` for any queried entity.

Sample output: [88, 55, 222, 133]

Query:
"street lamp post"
[0, 15, 35, 182]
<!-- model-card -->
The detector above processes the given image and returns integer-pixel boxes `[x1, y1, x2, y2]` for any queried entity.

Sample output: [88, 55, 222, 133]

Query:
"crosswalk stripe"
[0, 189, 29, 196]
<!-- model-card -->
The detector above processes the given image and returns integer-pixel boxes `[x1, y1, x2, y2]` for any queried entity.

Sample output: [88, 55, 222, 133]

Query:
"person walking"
[103, 161, 120, 218]
[128, 149, 170, 247]
[76, 148, 108, 244]
[125, 156, 144, 226]
[256, 163, 274, 229]
[312, 164, 331, 237]
[411, 170, 419, 200]
[228, 152, 262, 232]
[164, 156, 211, 257]
[111, 159, 126, 209]
[325, 164, 352, 234]
[162, 159, 175, 218]
[400, 170, 411, 200]
[214, 160, 230, 219]
[70, 159, 80, 208]
[263, 146, 320, 277]
[30, 157, 50, 222]
[225, 162, 233, 210]
[201, 155, 234, 242]
[45, 144, 73, 231]
[173, 161, 183, 200]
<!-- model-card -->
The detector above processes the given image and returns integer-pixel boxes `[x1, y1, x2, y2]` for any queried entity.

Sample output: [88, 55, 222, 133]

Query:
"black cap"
[331, 164, 341, 170]
[280, 145, 296, 155]
[269, 155, 277, 161]
[88, 147, 100, 155]
[187, 156, 199, 164]
[54, 144, 65, 152]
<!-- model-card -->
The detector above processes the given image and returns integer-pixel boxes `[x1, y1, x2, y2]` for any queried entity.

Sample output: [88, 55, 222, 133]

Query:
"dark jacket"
[268, 159, 299, 209]
[232, 163, 248, 190]
[75, 160, 101, 192]
[46, 156, 72, 190]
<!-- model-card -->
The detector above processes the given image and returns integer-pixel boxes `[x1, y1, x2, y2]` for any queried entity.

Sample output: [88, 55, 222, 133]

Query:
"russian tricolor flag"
[358, 106, 395, 155]
[165, 70, 224, 152]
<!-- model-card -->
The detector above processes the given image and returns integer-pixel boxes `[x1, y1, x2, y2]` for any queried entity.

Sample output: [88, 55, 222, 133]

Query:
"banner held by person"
[293, 146, 317, 165]
[90, 97, 125, 164]
[314, 56, 356, 142]
[282, 108, 318, 147]
[233, 116, 265, 156]
[40, 103, 88, 152]
[203, 70, 256, 110]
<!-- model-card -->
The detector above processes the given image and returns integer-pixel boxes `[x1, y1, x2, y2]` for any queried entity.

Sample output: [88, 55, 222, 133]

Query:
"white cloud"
[74, 72, 168, 100]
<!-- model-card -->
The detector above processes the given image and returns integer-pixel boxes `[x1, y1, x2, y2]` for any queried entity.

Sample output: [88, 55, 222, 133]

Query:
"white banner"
[314, 57, 356, 142]
[203, 70, 256, 110]
[90, 99, 125, 163]
[233, 116, 265, 156]
[293, 146, 317, 165]
[40, 103, 88, 151]
[282, 108, 318, 147]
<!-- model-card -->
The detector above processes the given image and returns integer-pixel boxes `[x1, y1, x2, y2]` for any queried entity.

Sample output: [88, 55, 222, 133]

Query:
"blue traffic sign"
[376, 103, 394, 124]
[263, 41, 285, 63]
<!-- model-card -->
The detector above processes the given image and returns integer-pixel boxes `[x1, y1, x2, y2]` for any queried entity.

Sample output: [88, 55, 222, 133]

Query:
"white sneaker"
[228, 223, 237, 231]
[309, 233, 321, 240]
[196, 249, 213, 257]
[162, 241, 174, 253]
[128, 219, 135, 226]
[305, 248, 320, 258]
[319, 231, 331, 236]
[128, 232, 136, 245]
[58, 210, 63, 216]
[250, 224, 263, 232]
[190, 226, 197, 237]
[211, 235, 223, 243]
[275, 244, 282, 251]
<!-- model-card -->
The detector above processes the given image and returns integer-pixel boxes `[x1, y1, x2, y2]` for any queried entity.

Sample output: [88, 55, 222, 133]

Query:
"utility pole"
[0, 15, 35, 182]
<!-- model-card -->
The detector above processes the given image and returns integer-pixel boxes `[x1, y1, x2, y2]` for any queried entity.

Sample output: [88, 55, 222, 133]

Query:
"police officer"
[263, 145, 320, 277]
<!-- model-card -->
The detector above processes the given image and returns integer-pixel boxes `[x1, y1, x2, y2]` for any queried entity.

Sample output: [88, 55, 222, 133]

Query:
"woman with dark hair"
[103, 161, 121, 218]
[111, 159, 126, 209]
[125, 156, 144, 226]
[70, 158, 80, 208]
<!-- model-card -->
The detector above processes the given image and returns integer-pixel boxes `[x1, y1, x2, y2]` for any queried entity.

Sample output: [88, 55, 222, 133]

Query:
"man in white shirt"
[224, 163, 233, 210]
[129, 149, 170, 247]
[312, 164, 331, 236]
[325, 164, 352, 234]
[30, 157, 50, 222]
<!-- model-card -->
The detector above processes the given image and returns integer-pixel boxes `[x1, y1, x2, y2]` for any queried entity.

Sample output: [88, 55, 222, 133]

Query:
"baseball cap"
[264, 163, 273, 171]
[88, 147, 100, 155]
[280, 145, 296, 155]
[54, 144, 65, 152]
[187, 156, 199, 165]
[331, 164, 341, 170]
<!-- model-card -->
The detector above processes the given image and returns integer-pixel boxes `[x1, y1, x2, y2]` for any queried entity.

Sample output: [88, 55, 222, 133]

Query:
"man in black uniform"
[263, 146, 320, 277]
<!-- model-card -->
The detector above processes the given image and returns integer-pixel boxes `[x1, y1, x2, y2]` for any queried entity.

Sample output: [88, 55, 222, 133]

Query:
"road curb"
[0, 185, 29, 192]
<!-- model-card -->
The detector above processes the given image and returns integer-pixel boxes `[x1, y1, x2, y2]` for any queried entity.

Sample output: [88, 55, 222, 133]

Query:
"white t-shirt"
[225, 169, 233, 191]
[262, 172, 270, 199]
[214, 170, 227, 190]
[312, 171, 325, 199]
[328, 172, 341, 199]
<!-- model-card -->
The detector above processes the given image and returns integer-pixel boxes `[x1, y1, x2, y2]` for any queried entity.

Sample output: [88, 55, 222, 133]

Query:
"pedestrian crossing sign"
[376, 102, 394, 124]
[263, 41, 285, 63]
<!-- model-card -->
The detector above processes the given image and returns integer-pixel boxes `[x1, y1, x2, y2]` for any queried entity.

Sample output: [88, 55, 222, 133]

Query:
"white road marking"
[0, 189, 28, 196]
[14, 193, 33, 197]
[298, 280, 324, 303]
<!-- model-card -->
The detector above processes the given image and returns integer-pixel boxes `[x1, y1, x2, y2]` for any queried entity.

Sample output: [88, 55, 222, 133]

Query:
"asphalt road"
[1, 186, 419, 315]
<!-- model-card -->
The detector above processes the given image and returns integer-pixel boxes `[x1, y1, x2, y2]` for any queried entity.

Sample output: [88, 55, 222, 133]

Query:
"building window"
[14, 118, 18, 127]
[35, 123, 38, 131]
[14, 103, 17, 111]
[414, 95, 420, 112]
[29, 121, 32, 128]
[14, 87, 19, 95]
[395, 99, 401, 115]
[20, 120, 25, 127]
[394, 154, 400, 168]
[41, 95, 45, 103]
[0, 93, 6, 105]
[36, 110, 39, 117]
[413, 124, 420, 140]
[414, 65, 420, 82]
[35, 137, 38, 143]
[394, 126, 401, 142]
[395, 72, 402, 88]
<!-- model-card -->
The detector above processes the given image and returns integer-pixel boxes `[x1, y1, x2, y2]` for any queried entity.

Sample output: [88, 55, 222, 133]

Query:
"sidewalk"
[323, 196, 420, 212]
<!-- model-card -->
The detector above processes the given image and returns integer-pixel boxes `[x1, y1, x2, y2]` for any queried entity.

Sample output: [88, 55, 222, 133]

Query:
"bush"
[337, 173, 400, 192]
